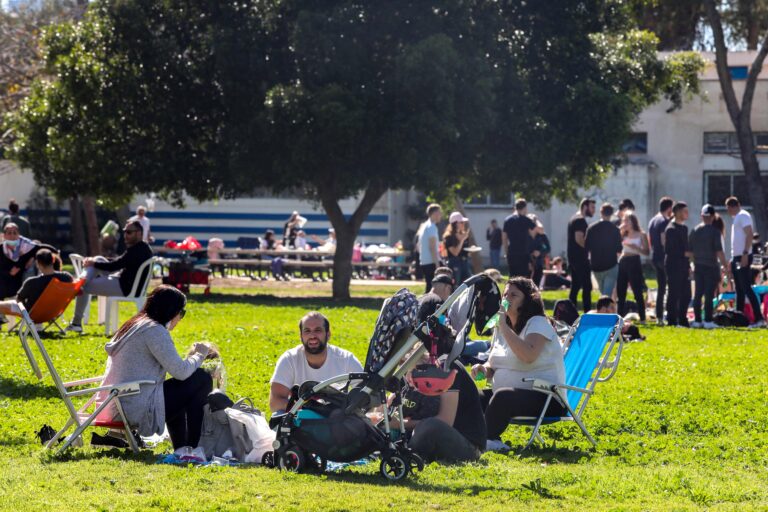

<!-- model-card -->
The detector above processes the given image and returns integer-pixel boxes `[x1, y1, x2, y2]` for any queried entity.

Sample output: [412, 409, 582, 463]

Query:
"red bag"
[178, 236, 202, 251]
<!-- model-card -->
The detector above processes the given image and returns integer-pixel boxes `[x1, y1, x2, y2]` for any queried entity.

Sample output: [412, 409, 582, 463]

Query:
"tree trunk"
[81, 195, 100, 256]
[68, 197, 87, 255]
[453, 194, 484, 274]
[320, 184, 387, 300]
[705, 0, 768, 234]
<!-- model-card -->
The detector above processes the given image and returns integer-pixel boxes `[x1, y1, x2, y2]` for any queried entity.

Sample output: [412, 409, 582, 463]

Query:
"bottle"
[482, 298, 509, 332]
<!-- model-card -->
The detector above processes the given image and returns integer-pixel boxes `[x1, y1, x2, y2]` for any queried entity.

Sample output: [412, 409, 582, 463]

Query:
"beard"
[302, 335, 329, 355]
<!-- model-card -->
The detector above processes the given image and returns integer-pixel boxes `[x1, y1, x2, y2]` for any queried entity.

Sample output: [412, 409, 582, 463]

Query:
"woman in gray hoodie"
[98, 285, 212, 449]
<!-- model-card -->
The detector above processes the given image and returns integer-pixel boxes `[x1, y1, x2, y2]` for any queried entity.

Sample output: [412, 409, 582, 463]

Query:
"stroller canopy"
[364, 288, 419, 373]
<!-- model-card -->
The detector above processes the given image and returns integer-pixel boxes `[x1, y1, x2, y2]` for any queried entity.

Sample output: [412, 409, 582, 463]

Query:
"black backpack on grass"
[713, 310, 749, 327]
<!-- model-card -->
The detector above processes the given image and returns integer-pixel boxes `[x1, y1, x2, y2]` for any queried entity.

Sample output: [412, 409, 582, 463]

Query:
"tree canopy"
[6, 0, 703, 297]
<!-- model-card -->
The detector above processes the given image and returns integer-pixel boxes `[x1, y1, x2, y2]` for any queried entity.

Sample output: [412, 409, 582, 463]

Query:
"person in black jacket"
[664, 202, 690, 327]
[68, 221, 153, 332]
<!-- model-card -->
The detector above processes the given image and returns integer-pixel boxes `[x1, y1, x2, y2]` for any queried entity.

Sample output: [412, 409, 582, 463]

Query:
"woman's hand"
[192, 342, 210, 358]
[471, 363, 493, 380]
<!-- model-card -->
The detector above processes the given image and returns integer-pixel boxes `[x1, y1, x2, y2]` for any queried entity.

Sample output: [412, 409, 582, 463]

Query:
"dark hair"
[442, 222, 459, 240]
[624, 212, 642, 233]
[426, 203, 442, 216]
[596, 295, 615, 311]
[515, 198, 527, 211]
[506, 277, 546, 333]
[659, 196, 674, 212]
[619, 199, 635, 211]
[579, 198, 595, 210]
[8, 199, 19, 215]
[712, 214, 725, 236]
[126, 220, 143, 234]
[434, 266, 454, 278]
[600, 203, 614, 217]
[265, 229, 275, 239]
[113, 285, 187, 339]
[35, 248, 54, 267]
[299, 311, 330, 333]
[673, 201, 688, 214]
[725, 196, 740, 208]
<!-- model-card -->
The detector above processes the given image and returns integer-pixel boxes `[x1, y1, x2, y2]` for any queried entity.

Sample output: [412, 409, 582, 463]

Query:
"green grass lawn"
[1, 284, 766, 511]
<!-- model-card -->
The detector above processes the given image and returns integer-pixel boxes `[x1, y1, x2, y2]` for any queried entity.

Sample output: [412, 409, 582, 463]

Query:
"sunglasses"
[179, 308, 186, 319]
[124, 229, 139, 234]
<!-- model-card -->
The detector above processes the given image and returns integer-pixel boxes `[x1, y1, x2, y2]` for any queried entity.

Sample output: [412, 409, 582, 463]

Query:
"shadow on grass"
[0, 375, 58, 400]
[189, 292, 385, 311]
[513, 444, 595, 464]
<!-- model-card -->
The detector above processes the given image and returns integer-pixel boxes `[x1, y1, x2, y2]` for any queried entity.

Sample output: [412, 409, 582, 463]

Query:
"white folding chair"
[102, 257, 155, 336]
[69, 253, 90, 325]
[16, 304, 153, 454]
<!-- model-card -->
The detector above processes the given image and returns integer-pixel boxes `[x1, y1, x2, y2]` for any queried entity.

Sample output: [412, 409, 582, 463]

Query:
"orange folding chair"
[27, 278, 85, 335]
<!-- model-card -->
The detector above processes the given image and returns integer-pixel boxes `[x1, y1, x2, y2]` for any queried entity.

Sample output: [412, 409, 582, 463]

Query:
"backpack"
[713, 310, 750, 327]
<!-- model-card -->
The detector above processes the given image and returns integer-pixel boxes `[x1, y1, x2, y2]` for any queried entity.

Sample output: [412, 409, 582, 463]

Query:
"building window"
[704, 171, 768, 207]
[622, 132, 647, 154]
[464, 192, 514, 208]
[703, 132, 768, 154]
[728, 66, 749, 80]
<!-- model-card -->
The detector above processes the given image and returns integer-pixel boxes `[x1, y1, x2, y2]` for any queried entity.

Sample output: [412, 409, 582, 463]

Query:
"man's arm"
[501, 231, 508, 255]
[269, 382, 292, 414]
[741, 224, 754, 268]
[574, 230, 586, 248]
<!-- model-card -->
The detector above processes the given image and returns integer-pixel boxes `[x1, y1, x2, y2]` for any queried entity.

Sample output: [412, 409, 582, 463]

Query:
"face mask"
[3, 239, 19, 248]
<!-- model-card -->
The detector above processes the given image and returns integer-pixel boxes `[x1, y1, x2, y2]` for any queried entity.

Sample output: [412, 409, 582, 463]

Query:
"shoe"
[91, 432, 128, 449]
[690, 321, 703, 328]
[65, 323, 83, 333]
[703, 321, 718, 329]
[656, 319, 665, 326]
[485, 439, 511, 453]
[749, 320, 765, 328]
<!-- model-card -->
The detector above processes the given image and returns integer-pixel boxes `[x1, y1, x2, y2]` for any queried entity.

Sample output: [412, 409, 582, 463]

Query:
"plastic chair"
[508, 313, 624, 449]
[16, 303, 153, 453]
[102, 257, 154, 336]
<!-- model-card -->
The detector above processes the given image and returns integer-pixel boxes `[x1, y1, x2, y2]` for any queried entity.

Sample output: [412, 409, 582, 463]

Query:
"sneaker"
[703, 321, 718, 329]
[485, 439, 511, 453]
[690, 321, 703, 328]
[91, 432, 128, 448]
[65, 323, 83, 333]
[749, 320, 765, 328]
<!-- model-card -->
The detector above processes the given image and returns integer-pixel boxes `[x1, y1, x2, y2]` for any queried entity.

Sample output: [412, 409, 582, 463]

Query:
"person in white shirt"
[128, 206, 152, 243]
[470, 277, 566, 452]
[725, 196, 764, 327]
[269, 311, 363, 414]
[418, 204, 443, 293]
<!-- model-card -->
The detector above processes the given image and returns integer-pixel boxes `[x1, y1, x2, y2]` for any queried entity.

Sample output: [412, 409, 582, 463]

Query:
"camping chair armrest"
[552, 383, 592, 395]
[63, 375, 105, 388]
[522, 377, 556, 393]
[66, 380, 156, 398]
[596, 334, 624, 383]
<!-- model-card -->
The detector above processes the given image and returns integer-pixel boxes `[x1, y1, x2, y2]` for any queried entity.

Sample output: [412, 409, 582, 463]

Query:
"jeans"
[693, 265, 720, 323]
[72, 260, 125, 325]
[481, 388, 567, 440]
[164, 368, 213, 449]
[448, 255, 470, 284]
[617, 256, 645, 321]
[593, 265, 619, 296]
[653, 260, 667, 322]
[408, 417, 481, 463]
[420, 264, 436, 294]
[489, 248, 501, 270]
[569, 262, 592, 312]
[665, 260, 691, 326]
[731, 256, 763, 322]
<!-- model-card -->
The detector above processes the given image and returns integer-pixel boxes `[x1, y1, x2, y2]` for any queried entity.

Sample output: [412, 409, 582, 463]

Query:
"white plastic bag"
[224, 407, 276, 464]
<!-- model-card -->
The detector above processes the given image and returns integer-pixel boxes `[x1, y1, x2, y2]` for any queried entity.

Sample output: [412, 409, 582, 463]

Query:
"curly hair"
[506, 277, 546, 333]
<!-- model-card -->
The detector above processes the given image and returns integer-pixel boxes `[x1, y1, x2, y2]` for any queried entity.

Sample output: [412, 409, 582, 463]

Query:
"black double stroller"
[271, 273, 500, 480]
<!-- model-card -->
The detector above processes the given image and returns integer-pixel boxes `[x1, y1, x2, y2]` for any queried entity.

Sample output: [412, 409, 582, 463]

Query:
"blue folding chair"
[509, 313, 624, 449]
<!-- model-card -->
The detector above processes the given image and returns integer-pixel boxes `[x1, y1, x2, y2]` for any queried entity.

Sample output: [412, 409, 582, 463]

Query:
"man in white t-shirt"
[269, 311, 363, 414]
[128, 206, 152, 243]
[418, 204, 443, 294]
[725, 196, 764, 327]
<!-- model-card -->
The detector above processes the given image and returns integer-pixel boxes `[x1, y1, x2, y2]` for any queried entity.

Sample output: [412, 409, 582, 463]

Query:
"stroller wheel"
[279, 446, 305, 472]
[380, 454, 409, 481]
[310, 454, 327, 473]
[261, 451, 275, 468]
[409, 452, 424, 473]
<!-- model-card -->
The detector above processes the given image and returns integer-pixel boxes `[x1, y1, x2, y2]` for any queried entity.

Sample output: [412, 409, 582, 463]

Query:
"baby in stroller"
[271, 273, 500, 480]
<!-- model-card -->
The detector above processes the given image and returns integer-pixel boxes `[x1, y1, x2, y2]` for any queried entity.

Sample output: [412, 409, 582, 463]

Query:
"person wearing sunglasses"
[92, 285, 212, 449]
[68, 220, 153, 332]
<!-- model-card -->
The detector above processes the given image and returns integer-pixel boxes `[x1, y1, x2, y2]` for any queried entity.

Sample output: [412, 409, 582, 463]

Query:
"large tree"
[7, 0, 702, 297]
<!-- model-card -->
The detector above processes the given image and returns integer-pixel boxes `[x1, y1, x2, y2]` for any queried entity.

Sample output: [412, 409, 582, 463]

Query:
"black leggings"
[163, 368, 213, 449]
[617, 255, 646, 321]
[569, 262, 592, 313]
[408, 417, 481, 463]
[481, 388, 567, 440]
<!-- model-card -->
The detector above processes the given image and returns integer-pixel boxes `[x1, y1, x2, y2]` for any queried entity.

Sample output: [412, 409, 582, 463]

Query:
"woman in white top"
[617, 212, 650, 321]
[470, 277, 566, 450]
